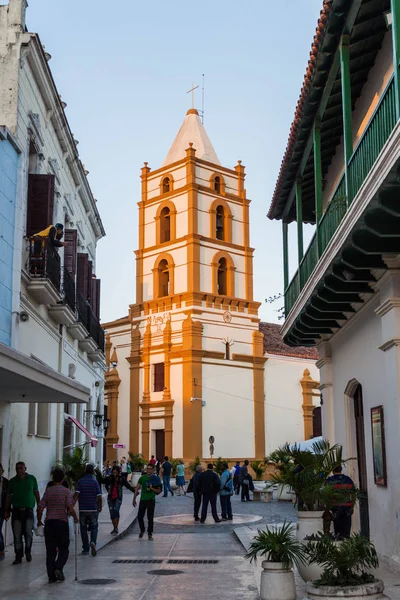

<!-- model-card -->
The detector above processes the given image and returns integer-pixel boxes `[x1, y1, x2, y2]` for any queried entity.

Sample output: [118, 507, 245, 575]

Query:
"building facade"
[0, 0, 106, 491]
[269, 0, 400, 557]
[104, 110, 319, 464]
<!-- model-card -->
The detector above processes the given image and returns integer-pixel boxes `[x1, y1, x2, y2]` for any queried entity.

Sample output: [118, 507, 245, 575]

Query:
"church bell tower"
[107, 107, 265, 463]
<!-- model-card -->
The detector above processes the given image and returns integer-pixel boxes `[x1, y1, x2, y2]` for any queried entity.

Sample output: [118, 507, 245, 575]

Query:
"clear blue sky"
[26, 0, 322, 324]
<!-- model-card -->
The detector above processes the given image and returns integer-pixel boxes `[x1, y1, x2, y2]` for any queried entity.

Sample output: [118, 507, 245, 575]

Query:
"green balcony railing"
[348, 76, 396, 203]
[319, 174, 347, 255]
[284, 75, 397, 318]
[299, 232, 318, 288]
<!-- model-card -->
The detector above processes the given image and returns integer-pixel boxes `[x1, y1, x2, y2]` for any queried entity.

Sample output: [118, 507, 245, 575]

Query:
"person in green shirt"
[5, 462, 40, 565]
[133, 464, 162, 541]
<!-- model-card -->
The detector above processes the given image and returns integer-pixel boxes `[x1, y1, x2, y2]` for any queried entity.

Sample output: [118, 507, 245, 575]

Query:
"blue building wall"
[0, 134, 18, 346]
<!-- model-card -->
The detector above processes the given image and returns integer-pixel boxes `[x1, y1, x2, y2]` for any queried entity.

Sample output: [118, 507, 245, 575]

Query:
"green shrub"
[128, 452, 146, 472]
[57, 447, 87, 490]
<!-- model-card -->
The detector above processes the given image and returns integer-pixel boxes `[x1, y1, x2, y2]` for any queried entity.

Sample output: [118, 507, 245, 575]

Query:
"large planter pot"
[296, 512, 324, 583]
[304, 580, 388, 600]
[278, 485, 294, 502]
[131, 472, 142, 486]
[296, 510, 324, 540]
[260, 561, 296, 600]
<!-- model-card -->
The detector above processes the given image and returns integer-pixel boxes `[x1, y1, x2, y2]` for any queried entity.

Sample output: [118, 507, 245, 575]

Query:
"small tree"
[250, 460, 266, 481]
[213, 457, 227, 476]
[170, 458, 182, 477]
[128, 452, 146, 472]
[188, 456, 201, 474]
[58, 446, 88, 490]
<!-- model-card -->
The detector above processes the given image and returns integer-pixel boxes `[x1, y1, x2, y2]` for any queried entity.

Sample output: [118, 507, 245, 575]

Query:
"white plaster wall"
[114, 342, 130, 461]
[264, 356, 320, 456]
[328, 298, 399, 557]
[202, 363, 255, 458]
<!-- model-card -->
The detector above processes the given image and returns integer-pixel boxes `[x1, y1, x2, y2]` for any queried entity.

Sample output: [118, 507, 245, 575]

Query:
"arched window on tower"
[158, 259, 170, 297]
[216, 205, 225, 240]
[217, 257, 227, 295]
[162, 177, 171, 194]
[160, 207, 171, 243]
[214, 176, 221, 193]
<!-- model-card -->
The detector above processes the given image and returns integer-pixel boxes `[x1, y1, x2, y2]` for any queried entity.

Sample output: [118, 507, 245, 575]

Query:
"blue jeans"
[12, 508, 34, 559]
[108, 498, 122, 520]
[220, 494, 233, 519]
[79, 512, 98, 552]
[0, 515, 4, 552]
[162, 476, 173, 497]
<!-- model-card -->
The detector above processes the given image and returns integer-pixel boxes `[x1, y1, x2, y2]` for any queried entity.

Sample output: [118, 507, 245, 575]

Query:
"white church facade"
[104, 109, 319, 463]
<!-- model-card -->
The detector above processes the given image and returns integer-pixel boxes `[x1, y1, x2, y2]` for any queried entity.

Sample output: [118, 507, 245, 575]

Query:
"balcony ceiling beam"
[324, 274, 373, 294]
[304, 308, 346, 323]
[341, 247, 387, 270]
[317, 288, 363, 304]
[311, 297, 355, 313]
[352, 230, 400, 254]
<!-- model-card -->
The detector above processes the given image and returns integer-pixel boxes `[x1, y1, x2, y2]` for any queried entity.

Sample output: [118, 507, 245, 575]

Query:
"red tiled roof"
[259, 322, 319, 359]
[268, 0, 333, 219]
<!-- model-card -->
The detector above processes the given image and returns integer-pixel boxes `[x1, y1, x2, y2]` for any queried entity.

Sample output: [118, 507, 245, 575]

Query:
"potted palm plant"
[304, 534, 388, 599]
[250, 460, 266, 486]
[128, 452, 146, 486]
[245, 521, 306, 600]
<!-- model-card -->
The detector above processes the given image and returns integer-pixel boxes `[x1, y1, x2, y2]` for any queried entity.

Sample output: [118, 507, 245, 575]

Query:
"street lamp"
[94, 413, 103, 428]
[103, 417, 111, 432]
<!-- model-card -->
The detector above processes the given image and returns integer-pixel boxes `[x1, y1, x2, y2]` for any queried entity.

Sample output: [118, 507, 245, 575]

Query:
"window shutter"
[91, 278, 101, 319]
[26, 174, 55, 237]
[87, 260, 93, 302]
[153, 363, 165, 392]
[77, 253, 89, 297]
[64, 229, 77, 277]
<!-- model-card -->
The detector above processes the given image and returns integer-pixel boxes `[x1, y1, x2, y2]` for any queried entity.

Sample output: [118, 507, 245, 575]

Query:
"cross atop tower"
[187, 82, 199, 109]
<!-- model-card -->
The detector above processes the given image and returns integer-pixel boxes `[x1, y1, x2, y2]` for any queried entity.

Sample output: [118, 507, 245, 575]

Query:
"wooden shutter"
[87, 261, 93, 302]
[26, 174, 55, 237]
[91, 278, 101, 319]
[77, 253, 89, 297]
[64, 229, 77, 277]
[153, 363, 165, 392]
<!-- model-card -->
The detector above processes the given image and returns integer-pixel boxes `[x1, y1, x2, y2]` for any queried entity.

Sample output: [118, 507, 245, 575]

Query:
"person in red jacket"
[327, 465, 355, 539]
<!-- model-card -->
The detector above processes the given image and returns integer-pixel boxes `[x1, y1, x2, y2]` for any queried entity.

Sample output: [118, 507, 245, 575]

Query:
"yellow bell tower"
[105, 108, 265, 463]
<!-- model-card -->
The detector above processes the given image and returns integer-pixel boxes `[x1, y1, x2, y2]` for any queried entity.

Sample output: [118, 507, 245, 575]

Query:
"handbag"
[242, 478, 250, 486]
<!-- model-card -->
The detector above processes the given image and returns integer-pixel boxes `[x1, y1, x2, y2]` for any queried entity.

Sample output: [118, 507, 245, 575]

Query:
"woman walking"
[176, 460, 186, 496]
[98, 466, 135, 534]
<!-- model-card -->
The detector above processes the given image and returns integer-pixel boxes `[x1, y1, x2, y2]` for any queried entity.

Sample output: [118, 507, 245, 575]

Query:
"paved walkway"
[2, 491, 400, 599]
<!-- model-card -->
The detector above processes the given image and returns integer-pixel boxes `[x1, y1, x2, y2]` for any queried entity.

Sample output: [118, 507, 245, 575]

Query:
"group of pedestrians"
[190, 462, 234, 523]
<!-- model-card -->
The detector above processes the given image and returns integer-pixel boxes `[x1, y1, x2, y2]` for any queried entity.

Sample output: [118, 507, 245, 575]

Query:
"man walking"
[199, 464, 221, 523]
[161, 456, 174, 497]
[220, 462, 233, 521]
[0, 463, 9, 561]
[133, 464, 162, 540]
[327, 465, 355, 539]
[192, 464, 203, 521]
[37, 468, 78, 583]
[74, 464, 102, 556]
[4, 461, 40, 564]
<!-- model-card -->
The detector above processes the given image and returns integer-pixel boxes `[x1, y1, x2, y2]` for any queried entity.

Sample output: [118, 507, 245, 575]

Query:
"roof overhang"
[0, 343, 90, 404]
